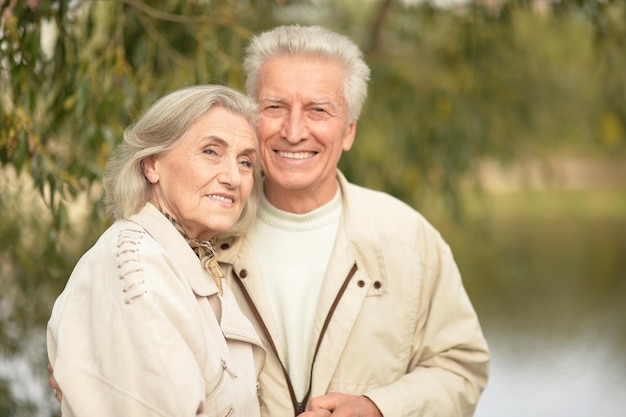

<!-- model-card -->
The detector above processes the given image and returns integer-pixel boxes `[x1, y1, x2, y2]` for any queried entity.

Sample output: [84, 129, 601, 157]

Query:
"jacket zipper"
[232, 263, 358, 416]
[203, 357, 238, 400]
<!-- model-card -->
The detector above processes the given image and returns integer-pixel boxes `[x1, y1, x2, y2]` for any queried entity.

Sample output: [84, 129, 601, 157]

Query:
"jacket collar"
[215, 170, 383, 266]
[130, 203, 220, 297]
[216, 171, 387, 284]
[335, 171, 387, 285]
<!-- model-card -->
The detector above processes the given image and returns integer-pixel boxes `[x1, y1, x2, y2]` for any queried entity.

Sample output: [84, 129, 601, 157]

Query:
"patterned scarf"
[159, 208, 225, 295]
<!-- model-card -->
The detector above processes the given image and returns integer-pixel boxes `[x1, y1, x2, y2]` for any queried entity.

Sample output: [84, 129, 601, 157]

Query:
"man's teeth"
[278, 151, 314, 159]
[210, 195, 233, 203]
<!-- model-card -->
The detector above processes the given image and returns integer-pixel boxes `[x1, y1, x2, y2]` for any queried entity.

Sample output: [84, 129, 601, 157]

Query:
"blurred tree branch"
[367, 0, 394, 55]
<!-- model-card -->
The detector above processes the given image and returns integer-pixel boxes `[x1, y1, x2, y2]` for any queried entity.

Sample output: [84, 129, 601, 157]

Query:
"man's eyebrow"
[309, 99, 341, 114]
[262, 96, 338, 109]
[310, 99, 337, 108]
[261, 96, 283, 103]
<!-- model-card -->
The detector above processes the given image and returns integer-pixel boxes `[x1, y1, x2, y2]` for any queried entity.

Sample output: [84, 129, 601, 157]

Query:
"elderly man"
[216, 24, 490, 417]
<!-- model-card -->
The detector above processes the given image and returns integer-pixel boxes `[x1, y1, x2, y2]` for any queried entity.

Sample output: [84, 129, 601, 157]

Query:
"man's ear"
[142, 156, 159, 184]
[342, 120, 357, 152]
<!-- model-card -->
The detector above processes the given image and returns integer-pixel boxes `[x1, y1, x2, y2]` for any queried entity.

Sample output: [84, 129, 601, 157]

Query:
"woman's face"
[143, 107, 257, 240]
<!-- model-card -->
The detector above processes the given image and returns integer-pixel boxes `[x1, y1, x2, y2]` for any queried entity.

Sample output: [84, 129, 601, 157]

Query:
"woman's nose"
[217, 159, 241, 188]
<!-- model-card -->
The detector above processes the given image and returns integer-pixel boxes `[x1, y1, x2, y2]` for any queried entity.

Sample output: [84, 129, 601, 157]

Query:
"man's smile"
[276, 151, 316, 159]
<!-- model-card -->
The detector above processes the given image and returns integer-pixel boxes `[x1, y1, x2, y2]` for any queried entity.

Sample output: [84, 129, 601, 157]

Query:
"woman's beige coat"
[47, 203, 265, 417]
[217, 171, 490, 417]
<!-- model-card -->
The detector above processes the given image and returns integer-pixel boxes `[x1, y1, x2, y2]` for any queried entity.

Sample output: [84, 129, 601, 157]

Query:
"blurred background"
[1, 0, 625, 416]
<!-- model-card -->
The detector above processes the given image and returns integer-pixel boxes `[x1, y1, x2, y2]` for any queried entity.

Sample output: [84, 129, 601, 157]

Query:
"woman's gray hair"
[104, 84, 260, 237]
[243, 24, 370, 124]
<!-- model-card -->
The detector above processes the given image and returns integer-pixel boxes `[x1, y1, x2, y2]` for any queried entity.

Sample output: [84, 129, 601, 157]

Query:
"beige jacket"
[216, 171, 490, 417]
[47, 203, 265, 417]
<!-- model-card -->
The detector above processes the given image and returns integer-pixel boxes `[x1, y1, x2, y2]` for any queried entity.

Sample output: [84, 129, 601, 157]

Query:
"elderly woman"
[47, 85, 265, 417]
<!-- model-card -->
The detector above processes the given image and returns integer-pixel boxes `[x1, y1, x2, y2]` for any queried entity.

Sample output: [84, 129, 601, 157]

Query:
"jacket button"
[220, 243, 230, 250]
[373, 281, 382, 289]
[357, 280, 365, 287]
[239, 269, 248, 278]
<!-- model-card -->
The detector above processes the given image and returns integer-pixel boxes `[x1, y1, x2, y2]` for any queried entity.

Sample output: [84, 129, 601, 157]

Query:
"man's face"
[255, 55, 356, 211]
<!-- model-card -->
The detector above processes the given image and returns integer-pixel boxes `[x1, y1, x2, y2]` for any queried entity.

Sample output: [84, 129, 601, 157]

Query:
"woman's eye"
[239, 159, 255, 168]
[203, 147, 218, 156]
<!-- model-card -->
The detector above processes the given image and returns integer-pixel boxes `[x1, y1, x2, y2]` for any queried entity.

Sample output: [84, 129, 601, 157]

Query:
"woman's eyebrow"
[201, 135, 226, 145]
[239, 147, 257, 157]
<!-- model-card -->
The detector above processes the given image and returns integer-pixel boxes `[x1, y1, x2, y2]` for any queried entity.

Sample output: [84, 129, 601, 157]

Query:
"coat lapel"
[130, 203, 219, 298]
[133, 204, 264, 349]
[219, 237, 288, 362]
[310, 172, 387, 396]
[310, 225, 372, 396]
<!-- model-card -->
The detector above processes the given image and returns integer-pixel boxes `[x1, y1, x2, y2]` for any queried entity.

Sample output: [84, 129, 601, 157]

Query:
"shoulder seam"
[116, 226, 148, 304]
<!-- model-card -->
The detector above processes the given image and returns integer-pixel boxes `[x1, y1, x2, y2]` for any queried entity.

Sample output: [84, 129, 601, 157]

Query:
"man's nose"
[281, 111, 309, 143]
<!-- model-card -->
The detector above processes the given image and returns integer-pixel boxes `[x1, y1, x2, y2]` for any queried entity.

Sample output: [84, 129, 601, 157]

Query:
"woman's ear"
[142, 156, 159, 184]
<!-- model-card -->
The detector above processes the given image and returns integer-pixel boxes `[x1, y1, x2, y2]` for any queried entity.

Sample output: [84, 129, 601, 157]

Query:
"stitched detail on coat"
[116, 228, 147, 304]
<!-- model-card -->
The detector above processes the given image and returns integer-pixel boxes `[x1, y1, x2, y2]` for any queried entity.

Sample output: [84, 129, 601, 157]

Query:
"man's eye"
[262, 106, 286, 118]
[309, 107, 333, 120]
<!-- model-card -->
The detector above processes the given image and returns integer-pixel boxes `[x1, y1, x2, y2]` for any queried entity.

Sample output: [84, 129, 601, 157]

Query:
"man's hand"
[298, 410, 332, 417]
[47, 362, 62, 403]
[307, 393, 383, 417]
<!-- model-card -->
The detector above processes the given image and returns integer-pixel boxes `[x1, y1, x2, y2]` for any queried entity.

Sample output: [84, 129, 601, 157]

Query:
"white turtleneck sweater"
[247, 190, 342, 400]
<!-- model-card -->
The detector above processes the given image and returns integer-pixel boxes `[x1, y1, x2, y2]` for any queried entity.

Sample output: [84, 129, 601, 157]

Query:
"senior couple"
[47, 24, 490, 417]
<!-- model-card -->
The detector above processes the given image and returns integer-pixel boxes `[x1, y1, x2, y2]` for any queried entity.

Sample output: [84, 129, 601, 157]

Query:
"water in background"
[452, 213, 626, 417]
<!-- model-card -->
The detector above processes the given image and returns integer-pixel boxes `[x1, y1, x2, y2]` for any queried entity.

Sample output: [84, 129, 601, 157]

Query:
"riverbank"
[475, 155, 626, 192]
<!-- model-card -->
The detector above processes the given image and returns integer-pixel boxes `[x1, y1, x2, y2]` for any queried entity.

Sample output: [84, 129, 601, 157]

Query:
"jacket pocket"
[205, 358, 237, 397]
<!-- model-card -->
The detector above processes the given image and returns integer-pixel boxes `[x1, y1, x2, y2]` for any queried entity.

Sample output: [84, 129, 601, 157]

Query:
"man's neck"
[263, 181, 339, 214]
